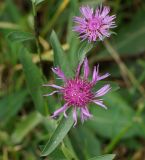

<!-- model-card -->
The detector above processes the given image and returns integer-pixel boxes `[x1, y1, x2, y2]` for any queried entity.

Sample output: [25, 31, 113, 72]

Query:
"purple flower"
[73, 5, 116, 42]
[43, 58, 111, 126]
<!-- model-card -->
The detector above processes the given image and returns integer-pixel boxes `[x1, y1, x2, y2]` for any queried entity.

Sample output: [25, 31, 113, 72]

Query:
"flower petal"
[42, 84, 63, 90]
[93, 100, 107, 109]
[43, 91, 59, 96]
[92, 65, 99, 84]
[52, 67, 66, 81]
[73, 107, 77, 127]
[81, 106, 92, 118]
[76, 60, 83, 78]
[101, 6, 110, 18]
[95, 84, 111, 97]
[80, 6, 93, 19]
[51, 103, 68, 118]
[83, 58, 90, 79]
[97, 73, 110, 81]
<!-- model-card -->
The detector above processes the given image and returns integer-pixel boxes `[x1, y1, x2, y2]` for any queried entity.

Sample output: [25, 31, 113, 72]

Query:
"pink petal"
[93, 100, 107, 109]
[43, 91, 59, 96]
[73, 107, 77, 127]
[80, 6, 93, 19]
[76, 60, 83, 78]
[52, 67, 66, 81]
[95, 84, 111, 97]
[83, 58, 90, 79]
[51, 103, 68, 118]
[101, 6, 110, 18]
[81, 106, 92, 118]
[97, 73, 110, 81]
[42, 84, 63, 90]
[92, 65, 99, 84]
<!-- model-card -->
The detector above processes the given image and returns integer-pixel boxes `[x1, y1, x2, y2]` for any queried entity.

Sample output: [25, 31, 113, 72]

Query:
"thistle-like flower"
[43, 58, 111, 126]
[73, 5, 116, 42]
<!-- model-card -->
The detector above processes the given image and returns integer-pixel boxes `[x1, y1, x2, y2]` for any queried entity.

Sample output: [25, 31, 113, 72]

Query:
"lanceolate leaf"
[50, 31, 73, 77]
[7, 31, 35, 43]
[0, 90, 27, 124]
[78, 41, 94, 62]
[89, 154, 116, 160]
[19, 46, 47, 115]
[41, 109, 74, 156]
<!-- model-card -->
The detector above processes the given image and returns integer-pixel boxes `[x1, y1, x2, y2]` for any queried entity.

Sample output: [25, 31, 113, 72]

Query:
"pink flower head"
[43, 58, 111, 126]
[73, 5, 116, 42]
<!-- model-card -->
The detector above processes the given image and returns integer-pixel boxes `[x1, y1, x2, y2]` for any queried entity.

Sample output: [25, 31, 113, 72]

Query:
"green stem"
[32, 2, 43, 71]
[104, 123, 132, 154]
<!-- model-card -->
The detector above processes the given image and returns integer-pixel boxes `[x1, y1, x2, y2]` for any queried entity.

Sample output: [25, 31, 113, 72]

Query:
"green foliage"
[89, 154, 116, 160]
[19, 46, 47, 115]
[0, 90, 27, 124]
[1, 0, 145, 159]
[41, 109, 74, 156]
[7, 31, 35, 43]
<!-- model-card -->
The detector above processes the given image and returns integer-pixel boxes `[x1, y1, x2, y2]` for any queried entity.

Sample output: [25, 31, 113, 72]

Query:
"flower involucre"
[73, 5, 116, 42]
[43, 58, 111, 126]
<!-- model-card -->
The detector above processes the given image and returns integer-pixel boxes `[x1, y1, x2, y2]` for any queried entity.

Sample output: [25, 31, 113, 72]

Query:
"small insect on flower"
[43, 58, 111, 126]
[73, 5, 116, 42]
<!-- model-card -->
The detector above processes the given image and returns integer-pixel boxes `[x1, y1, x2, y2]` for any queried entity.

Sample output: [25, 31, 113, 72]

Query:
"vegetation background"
[0, 0, 145, 159]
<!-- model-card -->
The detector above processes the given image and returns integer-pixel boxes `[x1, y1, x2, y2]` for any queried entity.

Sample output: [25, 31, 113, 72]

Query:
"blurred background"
[0, 0, 145, 159]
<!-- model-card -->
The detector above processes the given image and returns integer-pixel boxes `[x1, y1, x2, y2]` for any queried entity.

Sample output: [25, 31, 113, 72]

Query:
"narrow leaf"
[78, 41, 93, 62]
[35, 0, 45, 5]
[41, 109, 74, 156]
[19, 46, 47, 114]
[7, 31, 35, 43]
[0, 90, 27, 124]
[50, 31, 73, 77]
[89, 154, 116, 160]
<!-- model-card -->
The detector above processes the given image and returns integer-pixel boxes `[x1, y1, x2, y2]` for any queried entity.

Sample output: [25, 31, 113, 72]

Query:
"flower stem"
[32, 2, 43, 71]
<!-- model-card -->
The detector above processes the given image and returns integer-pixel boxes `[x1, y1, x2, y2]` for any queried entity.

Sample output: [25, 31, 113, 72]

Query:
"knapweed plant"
[1, 0, 145, 159]
[41, 4, 116, 158]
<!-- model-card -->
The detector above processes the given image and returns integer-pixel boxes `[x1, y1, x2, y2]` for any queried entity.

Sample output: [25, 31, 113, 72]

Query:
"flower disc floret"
[63, 79, 93, 107]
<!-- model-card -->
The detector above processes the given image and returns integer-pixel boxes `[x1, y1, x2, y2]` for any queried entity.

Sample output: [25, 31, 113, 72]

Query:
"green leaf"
[11, 111, 43, 144]
[89, 154, 116, 160]
[78, 41, 94, 62]
[0, 90, 27, 124]
[41, 109, 74, 156]
[19, 46, 47, 114]
[50, 30, 73, 77]
[5, 0, 21, 22]
[61, 143, 78, 160]
[31, 0, 45, 5]
[86, 92, 138, 138]
[35, 0, 45, 5]
[7, 31, 35, 43]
